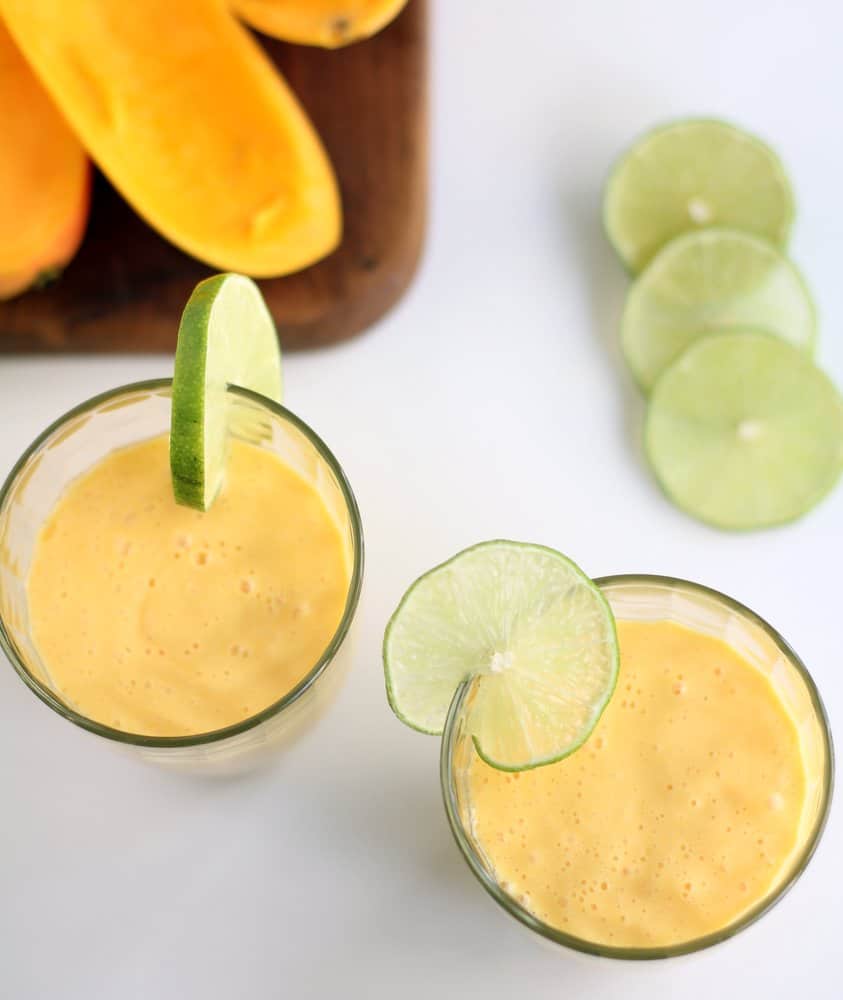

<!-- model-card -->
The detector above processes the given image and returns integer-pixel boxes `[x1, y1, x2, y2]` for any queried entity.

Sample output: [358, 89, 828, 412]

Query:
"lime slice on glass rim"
[170, 273, 283, 511]
[621, 227, 816, 392]
[383, 540, 619, 771]
[604, 118, 794, 274]
[645, 331, 843, 530]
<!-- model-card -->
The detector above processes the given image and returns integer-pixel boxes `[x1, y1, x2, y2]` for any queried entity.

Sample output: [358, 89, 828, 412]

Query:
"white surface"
[1, 1, 840, 996]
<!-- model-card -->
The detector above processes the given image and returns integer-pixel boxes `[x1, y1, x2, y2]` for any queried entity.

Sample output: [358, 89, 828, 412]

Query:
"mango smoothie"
[463, 619, 812, 949]
[26, 434, 351, 737]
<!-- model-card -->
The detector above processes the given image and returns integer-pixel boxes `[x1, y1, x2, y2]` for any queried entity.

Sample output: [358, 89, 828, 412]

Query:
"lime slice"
[170, 273, 283, 510]
[646, 332, 843, 530]
[622, 228, 816, 392]
[604, 118, 794, 273]
[383, 540, 619, 771]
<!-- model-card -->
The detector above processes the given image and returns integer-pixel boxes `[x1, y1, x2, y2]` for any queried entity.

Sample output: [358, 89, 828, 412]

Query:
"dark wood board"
[0, 0, 427, 353]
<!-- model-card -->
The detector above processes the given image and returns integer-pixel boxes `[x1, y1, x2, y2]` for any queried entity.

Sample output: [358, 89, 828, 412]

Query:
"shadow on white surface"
[560, 180, 647, 463]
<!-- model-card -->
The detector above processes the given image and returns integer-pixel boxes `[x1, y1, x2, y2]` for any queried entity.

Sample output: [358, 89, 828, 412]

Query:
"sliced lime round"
[170, 273, 283, 511]
[622, 228, 816, 392]
[383, 540, 619, 771]
[604, 119, 795, 273]
[646, 332, 843, 530]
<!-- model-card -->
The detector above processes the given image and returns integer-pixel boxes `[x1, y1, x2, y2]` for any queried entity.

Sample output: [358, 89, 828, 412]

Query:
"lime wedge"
[646, 332, 843, 530]
[170, 273, 283, 510]
[604, 119, 794, 274]
[622, 228, 816, 392]
[383, 540, 619, 771]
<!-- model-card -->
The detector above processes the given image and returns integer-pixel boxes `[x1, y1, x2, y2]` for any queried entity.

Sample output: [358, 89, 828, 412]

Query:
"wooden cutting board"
[0, 0, 427, 353]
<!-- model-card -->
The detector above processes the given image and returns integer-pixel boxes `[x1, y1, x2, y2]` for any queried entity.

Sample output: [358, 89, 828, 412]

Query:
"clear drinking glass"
[441, 575, 833, 959]
[0, 380, 363, 773]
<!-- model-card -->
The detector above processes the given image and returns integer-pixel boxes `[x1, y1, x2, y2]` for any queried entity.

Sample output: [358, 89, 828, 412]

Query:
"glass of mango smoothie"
[442, 575, 832, 959]
[0, 379, 362, 772]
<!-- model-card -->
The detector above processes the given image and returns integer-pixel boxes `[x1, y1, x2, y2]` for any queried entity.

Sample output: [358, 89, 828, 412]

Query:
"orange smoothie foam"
[27, 435, 350, 737]
[466, 619, 808, 948]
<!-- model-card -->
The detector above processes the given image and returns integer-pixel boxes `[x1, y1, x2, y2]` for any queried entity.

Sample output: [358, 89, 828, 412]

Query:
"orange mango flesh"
[0, 0, 340, 276]
[232, 0, 409, 48]
[0, 18, 89, 299]
[27, 436, 350, 737]
[466, 620, 808, 948]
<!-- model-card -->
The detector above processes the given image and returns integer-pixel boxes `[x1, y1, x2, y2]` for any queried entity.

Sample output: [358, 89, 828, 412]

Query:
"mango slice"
[0, 19, 89, 299]
[1, 0, 341, 276]
[232, 0, 409, 48]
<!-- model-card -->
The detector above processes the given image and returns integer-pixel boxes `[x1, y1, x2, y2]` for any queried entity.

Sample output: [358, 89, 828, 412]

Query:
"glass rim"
[440, 573, 834, 960]
[0, 378, 364, 749]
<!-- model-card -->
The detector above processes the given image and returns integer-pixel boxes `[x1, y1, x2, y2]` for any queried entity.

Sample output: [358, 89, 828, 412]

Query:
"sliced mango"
[0, 19, 89, 299]
[232, 0, 409, 48]
[0, 0, 340, 276]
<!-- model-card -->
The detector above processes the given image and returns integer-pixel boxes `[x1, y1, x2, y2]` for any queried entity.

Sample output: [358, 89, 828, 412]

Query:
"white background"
[1, 1, 840, 997]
